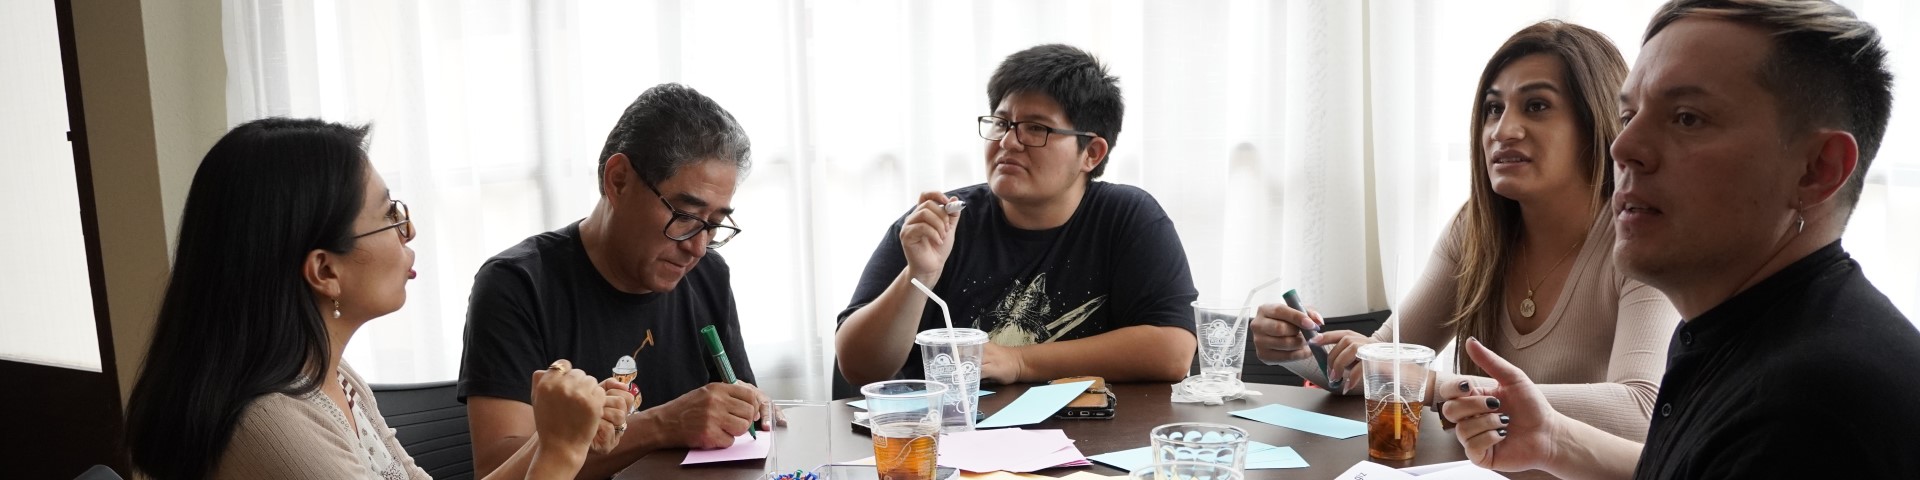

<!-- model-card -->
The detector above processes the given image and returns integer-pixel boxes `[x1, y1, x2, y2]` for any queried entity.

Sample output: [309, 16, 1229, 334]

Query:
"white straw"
[1236, 276, 1282, 328]
[908, 278, 970, 422]
[910, 278, 954, 331]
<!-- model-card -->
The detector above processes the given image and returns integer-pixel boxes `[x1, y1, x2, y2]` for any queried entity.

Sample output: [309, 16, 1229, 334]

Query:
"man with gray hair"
[460, 83, 768, 478]
[1436, 0, 1920, 478]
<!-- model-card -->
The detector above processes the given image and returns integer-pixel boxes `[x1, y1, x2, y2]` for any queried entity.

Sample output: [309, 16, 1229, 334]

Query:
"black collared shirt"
[1635, 241, 1920, 479]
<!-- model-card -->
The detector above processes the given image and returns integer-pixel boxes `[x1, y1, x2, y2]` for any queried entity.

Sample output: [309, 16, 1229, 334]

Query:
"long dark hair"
[1450, 20, 1627, 375]
[126, 118, 371, 479]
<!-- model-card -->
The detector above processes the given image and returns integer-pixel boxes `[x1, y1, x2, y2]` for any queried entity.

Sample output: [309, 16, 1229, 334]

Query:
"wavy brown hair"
[1448, 20, 1628, 374]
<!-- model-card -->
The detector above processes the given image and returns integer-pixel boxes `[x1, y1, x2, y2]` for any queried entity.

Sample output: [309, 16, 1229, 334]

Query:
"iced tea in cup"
[1357, 343, 1435, 461]
[915, 327, 987, 432]
[861, 380, 947, 480]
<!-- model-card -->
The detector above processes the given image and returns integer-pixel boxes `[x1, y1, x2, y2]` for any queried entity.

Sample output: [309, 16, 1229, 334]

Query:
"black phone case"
[1053, 391, 1117, 420]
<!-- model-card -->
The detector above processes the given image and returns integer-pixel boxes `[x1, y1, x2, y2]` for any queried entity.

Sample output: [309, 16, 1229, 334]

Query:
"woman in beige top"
[1251, 21, 1680, 441]
[125, 118, 636, 479]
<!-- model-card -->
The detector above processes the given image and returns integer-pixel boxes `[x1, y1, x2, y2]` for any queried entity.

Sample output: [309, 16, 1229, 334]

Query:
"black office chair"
[370, 380, 473, 480]
[1233, 309, 1393, 386]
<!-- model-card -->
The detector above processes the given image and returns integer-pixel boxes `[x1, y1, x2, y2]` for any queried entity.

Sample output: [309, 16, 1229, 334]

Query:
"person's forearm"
[837, 268, 933, 385]
[1544, 414, 1643, 480]
[527, 433, 590, 480]
[570, 410, 671, 479]
[1014, 326, 1194, 382]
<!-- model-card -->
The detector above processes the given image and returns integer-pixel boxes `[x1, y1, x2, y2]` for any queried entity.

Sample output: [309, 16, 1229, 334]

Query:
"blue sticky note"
[1230, 404, 1368, 439]
[973, 381, 1093, 429]
[1089, 442, 1307, 471]
[1087, 446, 1154, 472]
[1246, 443, 1309, 469]
[848, 390, 992, 410]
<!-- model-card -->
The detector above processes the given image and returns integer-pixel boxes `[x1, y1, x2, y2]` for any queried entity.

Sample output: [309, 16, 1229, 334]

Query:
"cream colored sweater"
[211, 362, 430, 479]
[1372, 213, 1680, 441]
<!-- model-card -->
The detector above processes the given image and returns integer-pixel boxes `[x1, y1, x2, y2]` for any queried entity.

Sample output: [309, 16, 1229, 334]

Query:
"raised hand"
[899, 191, 961, 286]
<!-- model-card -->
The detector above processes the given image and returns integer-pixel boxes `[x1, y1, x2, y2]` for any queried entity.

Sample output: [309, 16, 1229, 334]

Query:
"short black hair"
[597, 83, 752, 192]
[986, 44, 1124, 180]
[1646, 0, 1894, 214]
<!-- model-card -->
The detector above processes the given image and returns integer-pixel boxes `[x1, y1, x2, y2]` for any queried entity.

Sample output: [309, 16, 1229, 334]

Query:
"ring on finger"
[614, 424, 628, 434]
[548, 361, 568, 372]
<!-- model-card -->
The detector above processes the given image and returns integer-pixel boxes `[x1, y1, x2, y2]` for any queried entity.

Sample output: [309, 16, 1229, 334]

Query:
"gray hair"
[597, 83, 752, 192]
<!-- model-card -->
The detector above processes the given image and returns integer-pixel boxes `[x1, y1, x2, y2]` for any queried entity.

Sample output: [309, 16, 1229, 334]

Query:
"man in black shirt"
[1436, 1, 1920, 479]
[836, 44, 1199, 388]
[460, 83, 767, 479]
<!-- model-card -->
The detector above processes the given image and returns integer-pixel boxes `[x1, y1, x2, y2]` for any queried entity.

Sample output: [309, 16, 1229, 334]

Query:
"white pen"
[943, 200, 966, 215]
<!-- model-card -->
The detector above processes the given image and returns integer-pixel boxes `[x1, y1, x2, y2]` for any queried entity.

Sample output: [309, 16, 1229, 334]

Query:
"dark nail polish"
[1499, 414, 1510, 425]
[1497, 428, 1508, 437]
[1459, 380, 1471, 392]
[1486, 397, 1502, 409]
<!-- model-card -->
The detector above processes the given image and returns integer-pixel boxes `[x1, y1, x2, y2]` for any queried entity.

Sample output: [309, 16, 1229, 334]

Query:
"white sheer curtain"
[225, 0, 1920, 398]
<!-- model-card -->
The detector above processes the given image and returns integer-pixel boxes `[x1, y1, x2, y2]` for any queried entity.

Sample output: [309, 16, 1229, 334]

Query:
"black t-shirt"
[837, 182, 1199, 381]
[458, 221, 754, 411]
[1634, 241, 1920, 478]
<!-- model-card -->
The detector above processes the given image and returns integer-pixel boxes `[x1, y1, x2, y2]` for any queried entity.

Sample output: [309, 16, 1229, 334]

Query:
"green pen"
[699, 325, 756, 439]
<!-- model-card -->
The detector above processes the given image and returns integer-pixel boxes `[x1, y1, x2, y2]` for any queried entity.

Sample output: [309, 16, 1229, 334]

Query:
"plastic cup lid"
[1356, 342, 1436, 363]
[916, 327, 989, 345]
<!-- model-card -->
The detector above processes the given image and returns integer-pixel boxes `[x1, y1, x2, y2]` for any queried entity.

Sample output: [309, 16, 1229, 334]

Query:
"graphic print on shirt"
[977, 273, 1108, 346]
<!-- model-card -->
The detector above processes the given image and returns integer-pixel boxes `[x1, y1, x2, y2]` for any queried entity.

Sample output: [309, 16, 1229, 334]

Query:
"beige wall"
[69, 0, 226, 406]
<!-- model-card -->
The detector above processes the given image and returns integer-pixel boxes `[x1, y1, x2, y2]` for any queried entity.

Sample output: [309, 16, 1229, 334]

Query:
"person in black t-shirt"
[836, 44, 1199, 389]
[1436, 1, 1920, 479]
[460, 83, 767, 479]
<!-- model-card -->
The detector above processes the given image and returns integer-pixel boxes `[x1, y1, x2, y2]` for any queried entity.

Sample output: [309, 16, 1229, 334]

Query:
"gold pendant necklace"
[1520, 239, 1583, 319]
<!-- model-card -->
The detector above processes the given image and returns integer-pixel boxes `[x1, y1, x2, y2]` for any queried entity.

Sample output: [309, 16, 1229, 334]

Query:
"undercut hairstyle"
[1646, 0, 1894, 216]
[1452, 21, 1629, 376]
[597, 83, 753, 192]
[127, 118, 371, 480]
[987, 44, 1125, 180]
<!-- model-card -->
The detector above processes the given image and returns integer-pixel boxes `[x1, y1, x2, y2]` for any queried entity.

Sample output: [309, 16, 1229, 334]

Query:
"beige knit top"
[1373, 212, 1680, 441]
[211, 361, 430, 479]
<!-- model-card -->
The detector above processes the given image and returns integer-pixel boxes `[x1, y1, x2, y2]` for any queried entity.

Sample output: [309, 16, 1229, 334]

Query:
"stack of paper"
[937, 428, 1092, 473]
[1333, 460, 1506, 479]
[1086, 441, 1308, 471]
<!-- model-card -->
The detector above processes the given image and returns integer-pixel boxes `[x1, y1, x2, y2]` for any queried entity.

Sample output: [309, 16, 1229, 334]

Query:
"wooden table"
[617, 382, 1535, 479]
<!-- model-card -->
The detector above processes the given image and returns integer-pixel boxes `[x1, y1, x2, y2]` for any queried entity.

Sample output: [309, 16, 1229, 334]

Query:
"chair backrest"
[73, 465, 122, 480]
[369, 380, 473, 480]
[1235, 309, 1392, 386]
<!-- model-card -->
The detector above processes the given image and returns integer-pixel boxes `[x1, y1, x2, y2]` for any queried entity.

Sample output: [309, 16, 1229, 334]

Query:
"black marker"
[1283, 289, 1338, 390]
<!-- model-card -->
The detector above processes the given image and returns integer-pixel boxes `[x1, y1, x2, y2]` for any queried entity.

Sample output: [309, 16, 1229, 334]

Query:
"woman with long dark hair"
[125, 118, 633, 479]
[1250, 21, 1681, 440]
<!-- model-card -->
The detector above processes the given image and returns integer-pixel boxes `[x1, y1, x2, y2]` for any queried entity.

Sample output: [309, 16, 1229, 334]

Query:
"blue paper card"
[848, 390, 992, 410]
[973, 381, 1093, 429]
[1087, 441, 1307, 471]
[1230, 404, 1368, 439]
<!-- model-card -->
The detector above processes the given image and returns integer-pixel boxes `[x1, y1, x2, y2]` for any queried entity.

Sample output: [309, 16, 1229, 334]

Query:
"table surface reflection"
[616, 382, 1549, 479]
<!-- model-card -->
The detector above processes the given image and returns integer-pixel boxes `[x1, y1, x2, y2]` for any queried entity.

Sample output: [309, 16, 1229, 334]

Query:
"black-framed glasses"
[353, 199, 414, 242]
[643, 182, 741, 248]
[977, 115, 1098, 148]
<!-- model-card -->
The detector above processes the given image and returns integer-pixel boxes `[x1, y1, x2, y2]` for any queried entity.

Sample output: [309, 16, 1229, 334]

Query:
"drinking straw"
[909, 278, 971, 423]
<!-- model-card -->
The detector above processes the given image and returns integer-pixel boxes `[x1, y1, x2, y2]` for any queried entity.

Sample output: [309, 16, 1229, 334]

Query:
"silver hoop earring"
[332, 299, 342, 319]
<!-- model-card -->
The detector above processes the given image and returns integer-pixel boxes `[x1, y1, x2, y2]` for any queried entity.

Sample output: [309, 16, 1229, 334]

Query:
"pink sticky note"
[938, 429, 1088, 473]
[681, 432, 773, 465]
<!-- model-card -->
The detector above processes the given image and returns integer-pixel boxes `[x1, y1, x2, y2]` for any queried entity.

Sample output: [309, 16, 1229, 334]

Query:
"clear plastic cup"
[1127, 460, 1245, 480]
[915, 327, 988, 432]
[860, 380, 947, 479]
[1357, 342, 1436, 461]
[1186, 302, 1254, 396]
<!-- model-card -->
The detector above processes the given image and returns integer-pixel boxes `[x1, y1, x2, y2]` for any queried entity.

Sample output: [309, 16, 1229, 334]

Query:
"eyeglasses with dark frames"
[643, 182, 741, 249]
[977, 115, 1098, 148]
[353, 199, 414, 242]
